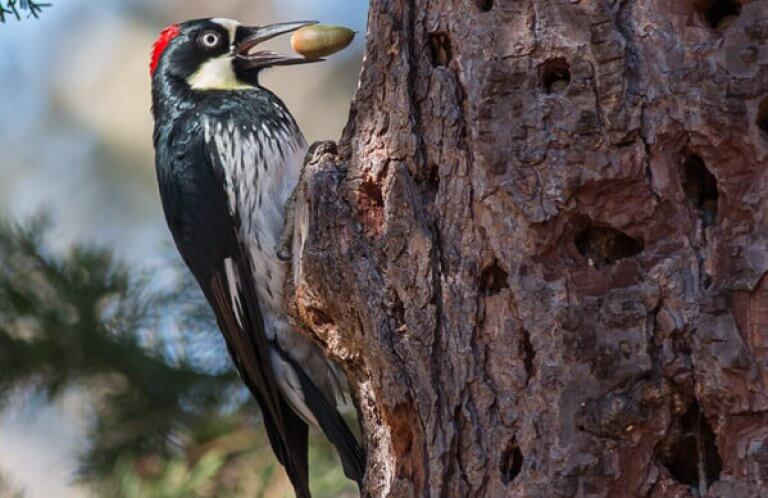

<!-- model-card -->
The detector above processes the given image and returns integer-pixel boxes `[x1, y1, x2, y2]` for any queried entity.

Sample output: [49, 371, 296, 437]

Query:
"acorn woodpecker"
[149, 18, 364, 497]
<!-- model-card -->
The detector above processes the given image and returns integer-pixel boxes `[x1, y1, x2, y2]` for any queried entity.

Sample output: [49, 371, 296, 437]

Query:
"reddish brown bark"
[287, 1, 768, 496]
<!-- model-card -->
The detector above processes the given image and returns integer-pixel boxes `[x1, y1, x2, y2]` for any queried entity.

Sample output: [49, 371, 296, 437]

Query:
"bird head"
[149, 18, 318, 90]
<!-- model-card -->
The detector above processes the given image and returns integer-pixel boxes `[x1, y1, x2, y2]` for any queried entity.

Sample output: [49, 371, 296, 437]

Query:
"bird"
[149, 18, 365, 497]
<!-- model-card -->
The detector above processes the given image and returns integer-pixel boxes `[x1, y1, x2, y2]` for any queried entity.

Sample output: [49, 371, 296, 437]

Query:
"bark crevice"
[287, 1, 768, 496]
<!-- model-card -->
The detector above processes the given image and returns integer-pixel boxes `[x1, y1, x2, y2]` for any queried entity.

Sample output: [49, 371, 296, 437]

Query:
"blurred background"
[0, 1, 368, 496]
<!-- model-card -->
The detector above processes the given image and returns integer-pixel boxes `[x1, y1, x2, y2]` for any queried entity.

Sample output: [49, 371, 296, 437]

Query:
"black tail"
[219, 321, 312, 498]
[208, 271, 313, 498]
[288, 356, 367, 488]
[260, 391, 311, 498]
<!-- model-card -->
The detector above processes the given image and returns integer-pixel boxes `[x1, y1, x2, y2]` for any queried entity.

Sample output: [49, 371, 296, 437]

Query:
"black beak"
[235, 21, 321, 69]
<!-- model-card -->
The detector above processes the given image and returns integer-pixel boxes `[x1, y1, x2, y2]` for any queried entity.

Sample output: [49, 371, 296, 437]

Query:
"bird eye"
[198, 30, 222, 49]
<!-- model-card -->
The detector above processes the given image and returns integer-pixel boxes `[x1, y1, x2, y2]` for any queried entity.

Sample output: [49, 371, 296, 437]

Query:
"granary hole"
[541, 58, 571, 94]
[391, 291, 406, 332]
[474, 0, 493, 12]
[575, 221, 643, 267]
[658, 400, 722, 491]
[681, 153, 719, 227]
[427, 163, 440, 190]
[700, 0, 741, 30]
[429, 33, 452, 67]
[360, 178, 384, 207]
[307, 307, 334, 328]
[480, 260, 509, 296]
[757, 99, 768, 140]
[500, 437, 524, 484]
[358, 178, 385, 237]
[520, 328, 536, 382]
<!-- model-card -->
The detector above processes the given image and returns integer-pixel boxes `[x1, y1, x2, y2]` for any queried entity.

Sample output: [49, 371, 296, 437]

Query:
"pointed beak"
[235, 21, 321, 69]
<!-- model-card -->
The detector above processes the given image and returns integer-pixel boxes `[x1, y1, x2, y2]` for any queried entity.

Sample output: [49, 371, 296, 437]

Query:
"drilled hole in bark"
[541, 58, 571, 94]
[429, 32, 452, 67]
[682, 154, 718, 227]
[520, 328, 536, 382]
[360, 179, 384, 207]
[757, 99, 768, 140]
[480, 260, 509, 296]
[702, 0, 741, 30]
[307, 307, 333, 328]
[575, 222, 644, 267]
[500, 438, 523, 484]
[474, 0, 493, 11]
[427, 163, 440, 189]
[358, 178, 385, 236]
[392, 292, 406, 332]
[660, 400, 722, 491]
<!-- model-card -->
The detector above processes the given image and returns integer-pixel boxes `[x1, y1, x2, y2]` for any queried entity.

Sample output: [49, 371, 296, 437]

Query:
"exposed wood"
[287, 1, 768, 496]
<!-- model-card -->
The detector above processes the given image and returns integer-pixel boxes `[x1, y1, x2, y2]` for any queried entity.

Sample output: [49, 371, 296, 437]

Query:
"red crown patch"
[150, 25, 181, 76]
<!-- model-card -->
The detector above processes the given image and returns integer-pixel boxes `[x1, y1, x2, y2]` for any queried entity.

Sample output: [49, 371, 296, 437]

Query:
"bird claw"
[305, 140, 337, 165]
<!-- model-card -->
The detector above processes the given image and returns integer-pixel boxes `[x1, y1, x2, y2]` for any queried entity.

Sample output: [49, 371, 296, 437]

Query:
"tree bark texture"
[286, 1, 768, 497]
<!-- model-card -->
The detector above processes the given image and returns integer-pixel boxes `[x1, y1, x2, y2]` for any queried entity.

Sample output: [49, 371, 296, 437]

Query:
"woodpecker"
[149, 18, 365, 497]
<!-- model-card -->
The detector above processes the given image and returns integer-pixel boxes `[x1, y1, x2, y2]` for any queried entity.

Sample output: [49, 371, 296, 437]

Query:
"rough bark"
[286, 1, 768, 497]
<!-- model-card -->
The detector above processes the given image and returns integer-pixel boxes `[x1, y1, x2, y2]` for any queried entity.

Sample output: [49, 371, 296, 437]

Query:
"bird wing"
[200, 111, 367, 487]
[157, 114, 311, 498]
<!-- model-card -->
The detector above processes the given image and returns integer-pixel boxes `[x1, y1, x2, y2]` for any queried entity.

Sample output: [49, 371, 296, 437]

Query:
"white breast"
[204, 115, 346, 412]
[204, 116, 304, 323]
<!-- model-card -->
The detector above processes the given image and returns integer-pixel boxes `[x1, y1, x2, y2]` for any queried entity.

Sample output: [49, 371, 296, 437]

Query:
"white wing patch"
[271, 348, 319, 426]
[224, 257, 243, 328]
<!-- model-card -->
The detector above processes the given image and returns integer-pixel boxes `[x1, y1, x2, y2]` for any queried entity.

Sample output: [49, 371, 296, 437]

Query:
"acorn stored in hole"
[290, 25, 355, 59]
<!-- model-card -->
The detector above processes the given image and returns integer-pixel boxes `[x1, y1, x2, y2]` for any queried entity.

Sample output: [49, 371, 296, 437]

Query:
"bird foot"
[305, 140, 338, 165]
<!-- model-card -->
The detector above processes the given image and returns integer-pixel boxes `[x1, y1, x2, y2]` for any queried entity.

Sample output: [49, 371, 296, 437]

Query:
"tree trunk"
[286, 1, 768, 496]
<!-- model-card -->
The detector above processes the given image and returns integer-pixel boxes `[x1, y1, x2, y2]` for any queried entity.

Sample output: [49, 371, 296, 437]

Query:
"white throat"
[187, 54, 254, 91]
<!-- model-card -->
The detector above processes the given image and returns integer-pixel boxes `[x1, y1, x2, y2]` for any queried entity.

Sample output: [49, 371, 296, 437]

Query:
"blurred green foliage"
[0, 215, 236, 474]
[0, 469, 25, 498]
[100, 453, 226, 498]
[0, 217, 356, 497]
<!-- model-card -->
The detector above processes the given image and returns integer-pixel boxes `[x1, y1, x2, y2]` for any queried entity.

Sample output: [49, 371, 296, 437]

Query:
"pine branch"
[0, 216, 243, 475]
[0, 0, 51, 23]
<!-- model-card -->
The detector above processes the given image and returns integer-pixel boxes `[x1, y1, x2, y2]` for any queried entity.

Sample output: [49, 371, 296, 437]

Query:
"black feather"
[279, 349, 367, 488]
[151, 24, 368, 494]
[155, 114, 312, 497]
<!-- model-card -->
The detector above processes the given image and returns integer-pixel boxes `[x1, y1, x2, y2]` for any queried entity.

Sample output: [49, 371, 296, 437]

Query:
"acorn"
[290, 25, 356, 59]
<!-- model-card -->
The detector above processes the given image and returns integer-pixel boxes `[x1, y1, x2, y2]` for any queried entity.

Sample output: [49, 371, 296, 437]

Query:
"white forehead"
[211, 18, 240, 41]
